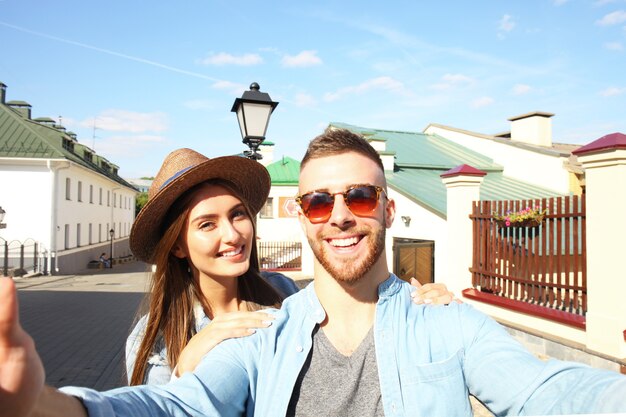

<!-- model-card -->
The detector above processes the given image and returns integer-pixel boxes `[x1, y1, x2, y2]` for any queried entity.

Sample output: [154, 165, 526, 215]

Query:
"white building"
[0, 81, 137, 275]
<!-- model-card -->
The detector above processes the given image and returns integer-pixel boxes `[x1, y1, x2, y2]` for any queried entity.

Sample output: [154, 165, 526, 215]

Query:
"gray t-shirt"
[286, 326, 383, 417]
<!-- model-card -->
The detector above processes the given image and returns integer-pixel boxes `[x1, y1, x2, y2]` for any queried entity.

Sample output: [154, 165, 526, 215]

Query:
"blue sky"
[1, 0, 625, 178]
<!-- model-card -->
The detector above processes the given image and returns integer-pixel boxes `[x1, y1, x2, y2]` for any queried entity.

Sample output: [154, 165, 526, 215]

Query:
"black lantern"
[0, 206, 6, 229]
[109, 228, 114, 268]
[231, 82, 279, 160]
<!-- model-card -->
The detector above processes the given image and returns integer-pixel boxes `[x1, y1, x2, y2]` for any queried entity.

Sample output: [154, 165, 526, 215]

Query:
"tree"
[135, 192, 148, 216]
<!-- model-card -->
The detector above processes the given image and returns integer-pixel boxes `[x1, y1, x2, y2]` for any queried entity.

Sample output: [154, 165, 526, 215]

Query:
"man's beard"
[308, 222, 386, 285]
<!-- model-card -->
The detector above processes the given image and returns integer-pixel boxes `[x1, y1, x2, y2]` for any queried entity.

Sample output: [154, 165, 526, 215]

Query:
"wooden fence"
[468, 195, 586, 327]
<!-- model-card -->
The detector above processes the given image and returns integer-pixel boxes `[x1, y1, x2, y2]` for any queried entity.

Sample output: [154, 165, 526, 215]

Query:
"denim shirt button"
[296, 345, 304, 352]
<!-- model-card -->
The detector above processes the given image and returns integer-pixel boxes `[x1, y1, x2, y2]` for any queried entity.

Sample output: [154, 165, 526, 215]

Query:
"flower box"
[492, 206, 547, 228]
[495, 215, 544, 228]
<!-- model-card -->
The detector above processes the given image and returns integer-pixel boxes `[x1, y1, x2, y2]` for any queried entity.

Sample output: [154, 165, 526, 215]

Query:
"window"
[88, 223, 93, 244]
[77, 181, 82, 202]
[99, 224, 102, 242]
[113, 192, 117, 207]
[89, 185, 93, 204]
[64, 224, 70, 249]
[65, 178, 71, 200]
[106, 223, 110, 239]
[76, 223, 81, 247]
[62, 138, 74, 152]
[107, 191, 110, 207]
[99, 188, 103, 205]
[260, 197, 274, 218]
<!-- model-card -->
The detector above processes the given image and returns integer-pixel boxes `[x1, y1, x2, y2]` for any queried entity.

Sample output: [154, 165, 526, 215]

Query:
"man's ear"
[384, 197, 396, 229]
[297, 208, 308, 233]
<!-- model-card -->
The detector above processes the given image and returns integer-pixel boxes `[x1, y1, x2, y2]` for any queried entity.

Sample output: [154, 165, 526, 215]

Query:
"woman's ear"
[171, 242, 187, 259]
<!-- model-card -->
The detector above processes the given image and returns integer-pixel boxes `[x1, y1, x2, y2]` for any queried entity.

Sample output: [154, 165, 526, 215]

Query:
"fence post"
[19, 243, 24, 270]
[574, 133, 626, 359]
[2, 241, 7, 277]
[440, 165, 487, 297]
[34, 242, 38, 273]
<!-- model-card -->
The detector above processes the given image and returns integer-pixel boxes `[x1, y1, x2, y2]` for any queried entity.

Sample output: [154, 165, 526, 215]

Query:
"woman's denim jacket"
[124, 271, 301, 385]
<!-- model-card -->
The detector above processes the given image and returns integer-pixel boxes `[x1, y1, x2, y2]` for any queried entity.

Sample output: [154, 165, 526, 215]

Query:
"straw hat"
[130, 148, 270, 263]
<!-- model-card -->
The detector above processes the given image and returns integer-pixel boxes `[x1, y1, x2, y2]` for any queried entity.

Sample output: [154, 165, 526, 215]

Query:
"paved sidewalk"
[15, 261, 151, 390]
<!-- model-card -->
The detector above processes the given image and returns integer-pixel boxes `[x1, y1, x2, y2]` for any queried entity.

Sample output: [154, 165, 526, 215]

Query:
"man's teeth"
[221, 247, 243, 257]
[329, 237, 359, 247]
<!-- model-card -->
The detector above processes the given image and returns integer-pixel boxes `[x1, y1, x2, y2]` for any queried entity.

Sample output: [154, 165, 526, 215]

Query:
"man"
[1, 128, 625, 416]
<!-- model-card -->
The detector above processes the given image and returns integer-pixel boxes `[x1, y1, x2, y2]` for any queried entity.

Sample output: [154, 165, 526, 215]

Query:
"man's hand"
[176, 311, 274, 377]
[0, 278, 45, 417]
[409, 278, 461, 305]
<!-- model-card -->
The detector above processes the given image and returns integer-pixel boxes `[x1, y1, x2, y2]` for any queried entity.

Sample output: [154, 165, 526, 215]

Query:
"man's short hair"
[301, 128, 385, 173]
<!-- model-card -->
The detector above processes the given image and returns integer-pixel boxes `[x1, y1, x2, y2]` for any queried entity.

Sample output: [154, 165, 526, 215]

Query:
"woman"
[126, 148, 454, 385]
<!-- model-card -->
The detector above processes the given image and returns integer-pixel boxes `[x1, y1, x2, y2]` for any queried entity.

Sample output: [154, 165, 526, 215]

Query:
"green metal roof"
[0, 102, 135, 190]
[330, 122, 564, 217]
[265, 156, 300, 185]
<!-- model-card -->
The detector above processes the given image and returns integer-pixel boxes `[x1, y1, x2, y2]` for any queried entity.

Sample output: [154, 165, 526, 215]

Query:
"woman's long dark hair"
[129, 180, 284, 385]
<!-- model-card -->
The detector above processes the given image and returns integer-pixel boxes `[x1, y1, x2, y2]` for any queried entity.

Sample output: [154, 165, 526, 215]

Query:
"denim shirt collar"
[300, 272, 402, 324]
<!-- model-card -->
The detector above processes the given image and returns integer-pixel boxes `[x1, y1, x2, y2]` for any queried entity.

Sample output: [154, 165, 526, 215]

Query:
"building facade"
[0, 82, 137, 275]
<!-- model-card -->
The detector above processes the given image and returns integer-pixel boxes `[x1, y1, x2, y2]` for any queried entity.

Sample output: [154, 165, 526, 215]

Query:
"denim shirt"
[124, 271, 301, 385]
[63, 274, 626, 416]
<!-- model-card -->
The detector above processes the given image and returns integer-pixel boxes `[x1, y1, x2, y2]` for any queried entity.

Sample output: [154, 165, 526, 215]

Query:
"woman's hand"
[175, 311, 275, 377]
[409, 277, 460, 305]
[0, 278, 45, 417]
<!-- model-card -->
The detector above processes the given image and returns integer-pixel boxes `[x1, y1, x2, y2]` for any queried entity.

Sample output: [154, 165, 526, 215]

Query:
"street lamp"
[231, 82, 279, 160]
[109, 228, 114, 268]
[0, 206, 6, 229]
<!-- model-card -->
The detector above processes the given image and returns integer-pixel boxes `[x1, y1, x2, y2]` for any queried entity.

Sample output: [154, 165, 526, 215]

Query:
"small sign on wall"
[280, 197, 299, 218]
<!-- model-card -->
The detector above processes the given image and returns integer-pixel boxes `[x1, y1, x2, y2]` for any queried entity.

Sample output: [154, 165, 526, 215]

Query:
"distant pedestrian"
[99, 253, 111, 268]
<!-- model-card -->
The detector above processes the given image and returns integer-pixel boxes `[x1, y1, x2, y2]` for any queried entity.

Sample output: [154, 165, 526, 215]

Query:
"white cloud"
[499, 14, 516, 32]
[553, 0, 570, 5]
[211, 81, 249, 96]
[80, 110, 168, 133]
[471, 97, 495, 108]
[512, 84, 532, 95]
[443, 73, 474, 84]
[95, 135, 166, 157]
[430, 73, 475, 91]
[199, 52, 263, 66]
[596, 10, 626, 25]
[323, 77, 406, 102]
[294, 93, 317, 107]
[604, 41, 624, 50]
[599, 86, 626, 96]
[281, 50, 322, 68]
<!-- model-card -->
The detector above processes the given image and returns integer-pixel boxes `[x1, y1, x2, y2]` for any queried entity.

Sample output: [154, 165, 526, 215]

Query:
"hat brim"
[130, 156, 270, 264]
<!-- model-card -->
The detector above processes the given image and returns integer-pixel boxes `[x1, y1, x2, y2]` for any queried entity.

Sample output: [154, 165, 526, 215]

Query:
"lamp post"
[109, 228, 114, 268]
[231, 82, 279, 160]
[0, 206, 6, 229]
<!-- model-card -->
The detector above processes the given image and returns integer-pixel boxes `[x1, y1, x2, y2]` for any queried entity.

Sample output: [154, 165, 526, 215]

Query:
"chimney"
[0, 82, 6, 104]
[508, 111, 554, 147]
[7, 100, 32, 119]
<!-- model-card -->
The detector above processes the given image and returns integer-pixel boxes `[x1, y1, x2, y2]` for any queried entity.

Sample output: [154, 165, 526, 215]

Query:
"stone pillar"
[573, 133, 626, 358]
[440, 165, 486, 297]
